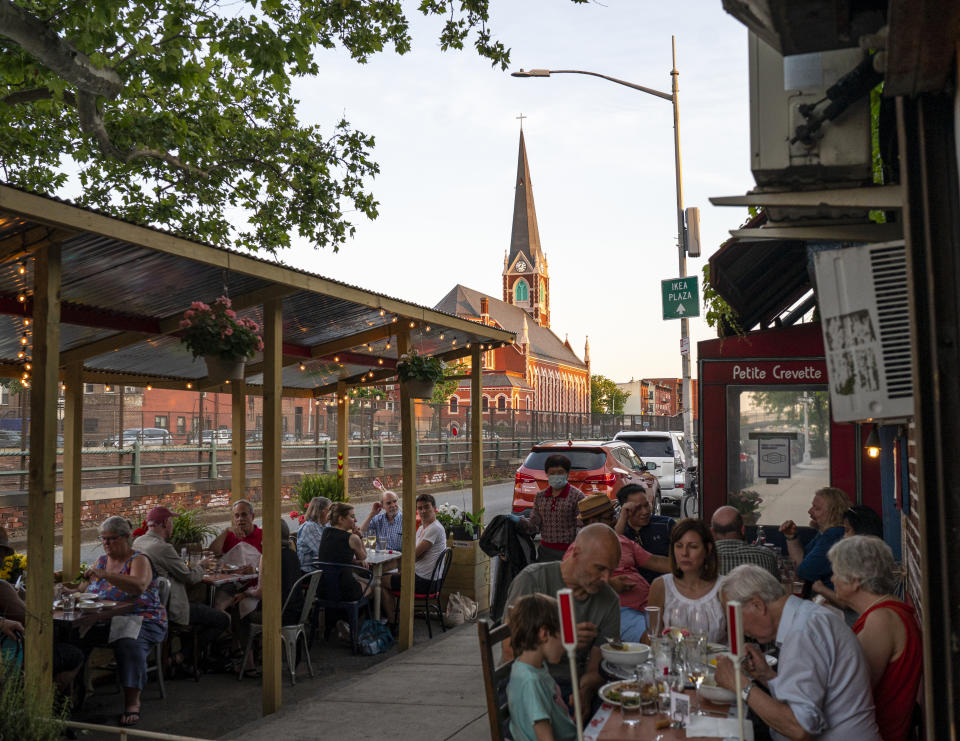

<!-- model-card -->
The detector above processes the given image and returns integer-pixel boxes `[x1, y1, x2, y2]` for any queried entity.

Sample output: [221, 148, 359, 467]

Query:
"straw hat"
[578, 495, 614, 522]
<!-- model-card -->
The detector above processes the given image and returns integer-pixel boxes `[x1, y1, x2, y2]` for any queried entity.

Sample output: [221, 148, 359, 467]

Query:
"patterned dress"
[87, 552, 167, 632]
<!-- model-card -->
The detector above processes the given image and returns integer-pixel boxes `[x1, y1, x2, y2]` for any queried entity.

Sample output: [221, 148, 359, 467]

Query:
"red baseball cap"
[146, 506, 178, 524]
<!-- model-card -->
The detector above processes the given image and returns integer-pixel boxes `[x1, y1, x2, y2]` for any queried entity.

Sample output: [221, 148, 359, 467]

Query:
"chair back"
[155, 576, 171, 608]
[313, 562, 372, 605]
[477, 619, 513, 741]
[427, 547, 454, 596]
[282, 569, 323, 627]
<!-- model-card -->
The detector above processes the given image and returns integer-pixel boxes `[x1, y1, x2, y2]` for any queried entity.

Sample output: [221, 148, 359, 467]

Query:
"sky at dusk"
[277, 0, 756, 382]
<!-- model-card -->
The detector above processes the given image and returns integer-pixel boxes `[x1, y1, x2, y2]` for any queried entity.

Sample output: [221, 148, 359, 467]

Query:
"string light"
[23, 319, 29, 327]
[392, 317, 397, 323]
[16, 351, 24, 360]
[299, 363, 306, 371]
[385, 342, 391, 350]
[24, 363, 31, 371]
[439, 334, 445, 340]
[186, 383, 193, 389]
[146, 385, 153, 391]
[19, 335, 28, 346]
[379, 309, 385, 317]
[333, 356, 339, 362]
[378, 358, 383, 365]
[17, 263, 25, 275]
[408, 321, 415, 329]
[17, 293, 25, 303]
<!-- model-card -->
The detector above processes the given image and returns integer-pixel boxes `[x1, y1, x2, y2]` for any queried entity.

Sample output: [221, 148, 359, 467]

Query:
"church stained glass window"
[515, 279, 529, 302]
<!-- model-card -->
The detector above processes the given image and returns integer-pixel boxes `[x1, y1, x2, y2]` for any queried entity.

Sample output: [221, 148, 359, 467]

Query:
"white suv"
[613, 431, 685, 510]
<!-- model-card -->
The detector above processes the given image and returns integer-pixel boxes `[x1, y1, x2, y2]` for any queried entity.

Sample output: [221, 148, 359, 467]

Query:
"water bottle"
[754, 525, 766, 546]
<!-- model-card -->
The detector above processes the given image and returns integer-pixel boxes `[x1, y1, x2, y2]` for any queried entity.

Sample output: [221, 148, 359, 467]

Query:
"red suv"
[512, 440, 651, 514]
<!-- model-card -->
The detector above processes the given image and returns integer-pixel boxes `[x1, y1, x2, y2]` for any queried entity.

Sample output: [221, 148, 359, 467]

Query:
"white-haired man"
[715, 564, 880, 741]
[360, 488, 402, 551]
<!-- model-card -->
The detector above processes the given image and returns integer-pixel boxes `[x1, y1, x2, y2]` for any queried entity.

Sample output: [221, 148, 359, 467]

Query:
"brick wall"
[903, 421, 923, 621]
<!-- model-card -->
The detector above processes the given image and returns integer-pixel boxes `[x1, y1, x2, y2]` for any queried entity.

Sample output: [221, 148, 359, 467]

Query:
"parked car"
[196, 429, 232, 445]
[106, 427, 174, 448]
[613, 431, 686, 511]
[512, 440, 653, 515]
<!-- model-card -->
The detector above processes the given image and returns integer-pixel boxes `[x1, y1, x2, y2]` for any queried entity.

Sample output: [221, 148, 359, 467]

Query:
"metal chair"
[388, 547, 454, 638]
[478, 619, 513, 741]
[312, 562, 373, 654]
[237, 569, 322, 685]
[150, 576, 170, 698]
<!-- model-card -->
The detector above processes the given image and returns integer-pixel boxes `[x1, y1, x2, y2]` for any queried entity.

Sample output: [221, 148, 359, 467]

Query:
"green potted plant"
[436, 503, 483, 540]
[170, 506, 218, 551]
[179, 296, 264, 382]
[728, 489, 763, 526]
[397, 350, 445, 399]
[293, 473, 347, 511]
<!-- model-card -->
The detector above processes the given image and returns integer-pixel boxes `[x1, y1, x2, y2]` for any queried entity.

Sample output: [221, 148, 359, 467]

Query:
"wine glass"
[683, 637, 708, 716]
[645, 605, 662, 639]
[363, 535, 376, 551]
[667, 604, 686, 640]
[688, 604, 709, 644]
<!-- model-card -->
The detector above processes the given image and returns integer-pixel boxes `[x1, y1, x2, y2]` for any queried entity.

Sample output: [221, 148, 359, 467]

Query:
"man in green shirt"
[504, 523, 621, 711]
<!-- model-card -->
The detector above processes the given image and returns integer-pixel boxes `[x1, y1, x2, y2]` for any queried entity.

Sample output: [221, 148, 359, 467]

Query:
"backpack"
[357, 619, 395, 656]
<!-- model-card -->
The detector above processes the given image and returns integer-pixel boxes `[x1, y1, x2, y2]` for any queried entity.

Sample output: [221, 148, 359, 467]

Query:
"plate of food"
[601, 660, 641, 681]
[77, 601, 101, 612]
[99, 600, 117, 608]
[598, 680, 642, 707]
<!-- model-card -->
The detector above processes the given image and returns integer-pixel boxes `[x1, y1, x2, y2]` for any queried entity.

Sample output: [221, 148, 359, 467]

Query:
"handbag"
[0, 634, 24, 674]
[357, 619, 395, 655]
[444, 592, 478, 627]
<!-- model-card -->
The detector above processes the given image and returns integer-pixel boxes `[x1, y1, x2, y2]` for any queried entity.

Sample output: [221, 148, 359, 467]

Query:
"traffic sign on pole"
[661, 276, 700, 319]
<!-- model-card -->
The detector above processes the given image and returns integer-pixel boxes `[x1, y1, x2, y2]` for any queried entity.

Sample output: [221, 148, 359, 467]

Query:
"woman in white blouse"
[646, 518, 726, 643]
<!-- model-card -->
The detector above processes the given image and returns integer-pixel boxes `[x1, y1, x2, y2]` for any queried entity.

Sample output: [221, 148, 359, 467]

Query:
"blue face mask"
[547, 473, 568, 490]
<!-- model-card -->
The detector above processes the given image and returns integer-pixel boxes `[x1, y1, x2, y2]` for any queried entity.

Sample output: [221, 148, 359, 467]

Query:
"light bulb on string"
[408, 321, 415, 329]
[299, 363, 306, 371]
[379, 309, 385, 317]
[17, 262, 25, 275]
[20, 335, 28, 346]
[17, 293, 26, 303]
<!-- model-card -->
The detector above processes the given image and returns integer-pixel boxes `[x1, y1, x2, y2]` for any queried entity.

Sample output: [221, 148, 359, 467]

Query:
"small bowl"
[600, 641, 651, 667]
[77, 601, 100, 612]
[698, 682, 736, 704]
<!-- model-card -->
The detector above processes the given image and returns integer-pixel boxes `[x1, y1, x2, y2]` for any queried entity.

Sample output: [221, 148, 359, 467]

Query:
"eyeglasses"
[100, 535, 122, 543]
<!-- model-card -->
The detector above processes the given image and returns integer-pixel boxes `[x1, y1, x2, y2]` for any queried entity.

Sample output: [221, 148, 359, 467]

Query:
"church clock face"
[516, 261, 526, 272]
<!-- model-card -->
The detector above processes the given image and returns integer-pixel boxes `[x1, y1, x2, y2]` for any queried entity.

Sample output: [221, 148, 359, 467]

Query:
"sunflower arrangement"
[0, 552, 26, 583]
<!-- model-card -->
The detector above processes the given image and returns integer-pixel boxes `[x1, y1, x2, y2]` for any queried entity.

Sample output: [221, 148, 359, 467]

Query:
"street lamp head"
[511, 68, 551, 78]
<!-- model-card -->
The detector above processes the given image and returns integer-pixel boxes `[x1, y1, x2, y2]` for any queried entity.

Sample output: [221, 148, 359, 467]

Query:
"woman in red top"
[828, 536, 922, 741]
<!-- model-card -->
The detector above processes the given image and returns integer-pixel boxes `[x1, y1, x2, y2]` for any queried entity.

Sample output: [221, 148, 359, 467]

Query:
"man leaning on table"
[209, 499, 262, 556]
[360, 488, 403, 551]
[504, 523, 621, 714]
[134, 506, 230, 674]
[715, 564, 881, 741]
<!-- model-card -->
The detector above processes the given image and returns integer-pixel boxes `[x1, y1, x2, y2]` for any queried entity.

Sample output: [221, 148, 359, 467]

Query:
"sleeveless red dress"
[852, 599, 922, 741]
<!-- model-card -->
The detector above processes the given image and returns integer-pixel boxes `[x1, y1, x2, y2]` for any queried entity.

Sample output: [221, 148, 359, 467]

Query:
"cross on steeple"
[516, 113, 527, 131]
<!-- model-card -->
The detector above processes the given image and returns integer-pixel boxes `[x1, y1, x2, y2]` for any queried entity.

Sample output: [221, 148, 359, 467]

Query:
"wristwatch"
[742, 680, 755, 703]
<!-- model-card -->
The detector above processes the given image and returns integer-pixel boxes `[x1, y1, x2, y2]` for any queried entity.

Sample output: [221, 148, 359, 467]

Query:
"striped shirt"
[366, 511, 403, 551]
[714, 538, 780, 579]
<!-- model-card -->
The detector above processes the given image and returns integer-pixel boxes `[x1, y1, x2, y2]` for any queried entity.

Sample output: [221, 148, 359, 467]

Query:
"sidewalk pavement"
[228, 622, 490, 741]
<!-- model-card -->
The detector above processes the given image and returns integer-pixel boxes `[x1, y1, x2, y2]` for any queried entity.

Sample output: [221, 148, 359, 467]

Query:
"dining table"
[364, 549, 401, 620]
[201, 569, 259, 606]
[585, 690, 754, 741]
[53, 599, 136, 634]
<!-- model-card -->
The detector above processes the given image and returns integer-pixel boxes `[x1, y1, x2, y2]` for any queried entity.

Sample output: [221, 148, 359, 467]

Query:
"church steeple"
[503, 128, 550, 328]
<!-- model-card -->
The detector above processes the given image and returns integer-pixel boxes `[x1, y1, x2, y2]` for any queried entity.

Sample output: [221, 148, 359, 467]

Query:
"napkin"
[685, 715, 754, 739]
[108, 615, 144, 643]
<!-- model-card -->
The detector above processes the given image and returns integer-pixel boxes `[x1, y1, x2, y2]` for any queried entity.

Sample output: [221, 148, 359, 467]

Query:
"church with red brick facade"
[434, 130, 590, 416]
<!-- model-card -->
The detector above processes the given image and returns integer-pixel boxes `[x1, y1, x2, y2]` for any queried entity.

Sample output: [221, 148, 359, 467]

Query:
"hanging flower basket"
[404, 378, 435, 399]
[179, 296, 264, 380]
[203, 355, 246, 383]
[397, 350, 445, 400]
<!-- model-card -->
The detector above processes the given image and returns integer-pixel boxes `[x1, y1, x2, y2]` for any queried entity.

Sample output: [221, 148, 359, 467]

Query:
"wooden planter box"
[441, 537, 490, 614]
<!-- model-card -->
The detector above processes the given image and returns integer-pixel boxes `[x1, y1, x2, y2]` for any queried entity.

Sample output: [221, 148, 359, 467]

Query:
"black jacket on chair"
[479, 514, 537, 621]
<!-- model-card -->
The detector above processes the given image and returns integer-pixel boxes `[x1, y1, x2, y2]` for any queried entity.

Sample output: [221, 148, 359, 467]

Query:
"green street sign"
[661, 276, 700, 319]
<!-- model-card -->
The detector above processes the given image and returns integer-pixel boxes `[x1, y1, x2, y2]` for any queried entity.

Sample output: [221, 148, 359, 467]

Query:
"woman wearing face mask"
[519, 454, 586, 562]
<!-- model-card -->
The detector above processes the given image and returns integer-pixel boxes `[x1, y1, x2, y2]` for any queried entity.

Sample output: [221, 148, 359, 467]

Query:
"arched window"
[514, 279, 529, 302]
[497, 395, 507, 412]
[481, 396, 489, 412]
[449, 396, 458, 413]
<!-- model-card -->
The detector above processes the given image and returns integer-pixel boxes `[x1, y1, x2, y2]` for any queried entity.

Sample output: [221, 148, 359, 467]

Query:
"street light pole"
[512, 36, 694, 466]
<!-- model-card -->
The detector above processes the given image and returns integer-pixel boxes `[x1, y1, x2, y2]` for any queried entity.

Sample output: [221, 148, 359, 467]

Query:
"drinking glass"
[636, 664, 658, 716]
[667, 604, 686, 639]
[620, 689, 642, 727]
[683, 637, 708, 715]
[645, 605, 662, 639]
[62, 593, 75, 619]
[688, 605, 709, 643]
[652, 636, 673, 677]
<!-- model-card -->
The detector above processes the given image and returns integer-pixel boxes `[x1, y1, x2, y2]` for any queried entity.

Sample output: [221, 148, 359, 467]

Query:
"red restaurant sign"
[701, 359, 827, 384]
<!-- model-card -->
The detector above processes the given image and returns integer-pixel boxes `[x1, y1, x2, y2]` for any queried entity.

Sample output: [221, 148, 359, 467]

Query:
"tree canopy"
[590, 374, 629, 415]
[0, 0, 580, 252]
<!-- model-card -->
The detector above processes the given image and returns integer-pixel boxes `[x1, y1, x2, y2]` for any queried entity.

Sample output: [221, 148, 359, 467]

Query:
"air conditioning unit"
[749, 32, 872, 189]
[812, 241, 913, 422]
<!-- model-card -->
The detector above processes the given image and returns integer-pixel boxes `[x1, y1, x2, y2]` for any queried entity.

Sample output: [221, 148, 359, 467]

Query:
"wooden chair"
[478, 618, 513, 741]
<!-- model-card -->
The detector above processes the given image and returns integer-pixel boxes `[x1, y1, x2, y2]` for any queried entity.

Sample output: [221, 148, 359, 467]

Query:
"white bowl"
[77, 601, 100, 612]
[698, 681, 736, 704]
[600, 642, 651, 667]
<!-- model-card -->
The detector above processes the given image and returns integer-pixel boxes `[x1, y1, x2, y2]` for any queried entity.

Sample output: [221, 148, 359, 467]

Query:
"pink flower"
[217, 296, 232, 308]
[179, 319, 191, 329]
[224, 328, 233, 336]
[225, 309, 236, 319]
[190, 301, 210, 312]
[256, 341, 264, 351]
[184, 310, 194, 319]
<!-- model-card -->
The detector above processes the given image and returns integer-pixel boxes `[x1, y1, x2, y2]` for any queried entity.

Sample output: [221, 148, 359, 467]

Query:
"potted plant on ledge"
[179, 296, 264, 382]
[396, 350, 445, 399]
[728, 489, 763, 526]
[436, 503, 484, 540]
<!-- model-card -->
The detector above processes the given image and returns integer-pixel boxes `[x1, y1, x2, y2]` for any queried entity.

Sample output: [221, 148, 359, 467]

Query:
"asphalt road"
[54, 480, 517, 570]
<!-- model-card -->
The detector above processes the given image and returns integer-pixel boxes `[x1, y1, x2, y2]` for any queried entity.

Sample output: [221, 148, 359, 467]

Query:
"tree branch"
[1, 87, 76, 106]
[0, 0, 121, 98]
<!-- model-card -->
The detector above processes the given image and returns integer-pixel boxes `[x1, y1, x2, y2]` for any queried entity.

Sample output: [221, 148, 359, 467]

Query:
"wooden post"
[260, 299, 282, 715]
[336, 380, 349, 501]
[25, 243, 61, 711]
[62, 361, 83, 580]
[397, 328, 417, 650]
[231, 380, 246, 502]
[471, 344, 483, 516]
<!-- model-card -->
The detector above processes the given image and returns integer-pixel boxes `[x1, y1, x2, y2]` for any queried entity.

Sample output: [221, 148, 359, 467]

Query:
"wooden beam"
[0, 225, 73, 263]
[309, 324, 395, 357]
[0, 184, 514, 346]
[397, 327, 416, 651]
[59, 284, 297, 366]
[260, 298, 283, 715]
[471, 344, 483, 516]
[25, 242, 60, 712]
[62, 362, 83, 580]
[231, 380, 247, 503]
[336, 380, 349, 501]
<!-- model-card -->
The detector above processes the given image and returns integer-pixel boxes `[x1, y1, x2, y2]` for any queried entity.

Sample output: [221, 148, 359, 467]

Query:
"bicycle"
[680, 465, 700, 519]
